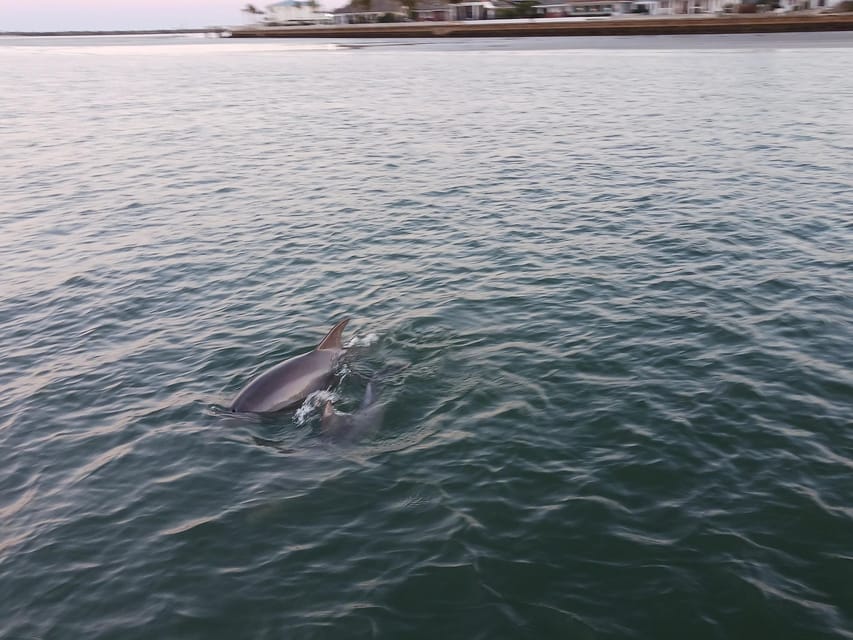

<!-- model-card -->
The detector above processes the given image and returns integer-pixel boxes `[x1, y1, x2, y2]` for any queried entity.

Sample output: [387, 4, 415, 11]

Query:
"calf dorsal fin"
[316, 318, 349, 351]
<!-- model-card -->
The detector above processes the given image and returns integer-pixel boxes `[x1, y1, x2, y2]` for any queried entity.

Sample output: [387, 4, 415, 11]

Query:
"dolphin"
[320, 363, 408, 442]
[321, 377, 385, 443]
[231, 318, 349, 413]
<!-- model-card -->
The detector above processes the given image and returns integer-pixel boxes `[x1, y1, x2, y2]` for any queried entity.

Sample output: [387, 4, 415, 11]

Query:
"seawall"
[228, 14, 853, 38]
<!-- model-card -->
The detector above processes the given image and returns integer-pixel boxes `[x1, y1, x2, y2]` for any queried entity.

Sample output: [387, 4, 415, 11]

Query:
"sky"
[0, 0, 341, 31]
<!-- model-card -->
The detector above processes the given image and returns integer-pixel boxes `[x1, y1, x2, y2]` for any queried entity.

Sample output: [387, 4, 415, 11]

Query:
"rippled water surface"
[1, 32, 852, 639]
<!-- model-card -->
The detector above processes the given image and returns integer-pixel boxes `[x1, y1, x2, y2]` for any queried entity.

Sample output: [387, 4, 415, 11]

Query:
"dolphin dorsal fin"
[316, 318, 349, 351]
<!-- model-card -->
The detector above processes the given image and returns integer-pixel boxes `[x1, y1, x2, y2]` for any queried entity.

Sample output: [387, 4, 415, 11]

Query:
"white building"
[332, 0, 409, 24]
[535, 0, 727, 14]
[536, 0, 634, 15]
[265, 0, 330, 24]
[648, 0, 727, 12]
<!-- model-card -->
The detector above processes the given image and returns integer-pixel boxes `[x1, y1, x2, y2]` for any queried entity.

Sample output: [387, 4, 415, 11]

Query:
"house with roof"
[533, 0, 731, 14]
[412, 0, 453, 20]
[332, 0, 410, 23]
[445, 0, 518, 19]
[331, 0, 736, 22]
[265, 0, 332, 23]
[334, 0, 532, 22]
[535, 0, 633, 15]
[632, 0, 726, 12]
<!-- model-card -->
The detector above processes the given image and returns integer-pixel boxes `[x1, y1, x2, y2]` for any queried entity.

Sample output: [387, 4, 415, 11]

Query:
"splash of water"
[345, 332, 379, 348]
[293, 390, 339, 425]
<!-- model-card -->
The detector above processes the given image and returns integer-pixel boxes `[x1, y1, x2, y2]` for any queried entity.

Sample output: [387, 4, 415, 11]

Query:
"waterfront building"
[265, 0, 332, 23]
[445, 0, 517, 19]
[652, 0, 726, 12]
[332, 0, 409, 23]
[534, 0, 726, 13]
[412, 0, 453, 19]
[536, 0, 633, 15]
[328, 0, 825, 21]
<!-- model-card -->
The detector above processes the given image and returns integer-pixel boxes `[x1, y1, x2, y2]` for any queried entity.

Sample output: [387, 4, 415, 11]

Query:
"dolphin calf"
[231, 318, 349, 413]
[321, 377, 385, 443]
[321, 363, 408, 442]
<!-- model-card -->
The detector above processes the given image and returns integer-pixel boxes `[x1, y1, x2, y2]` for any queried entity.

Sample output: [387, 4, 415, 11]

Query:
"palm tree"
[401, 0, 417, 17]
[242, 3, 264, 23]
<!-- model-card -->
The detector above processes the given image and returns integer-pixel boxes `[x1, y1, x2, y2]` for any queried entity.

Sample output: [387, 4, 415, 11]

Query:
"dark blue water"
[1, 32, 852, 639]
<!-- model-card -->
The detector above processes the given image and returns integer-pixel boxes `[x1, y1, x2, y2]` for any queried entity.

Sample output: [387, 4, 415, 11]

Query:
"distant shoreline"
[228, 14, 853, 38]
[0, 28, 225, 37]
[3, 15, 851, 39]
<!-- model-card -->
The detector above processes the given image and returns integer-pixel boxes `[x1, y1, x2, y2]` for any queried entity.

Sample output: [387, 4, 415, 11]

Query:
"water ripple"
[1, 34, 852, 640]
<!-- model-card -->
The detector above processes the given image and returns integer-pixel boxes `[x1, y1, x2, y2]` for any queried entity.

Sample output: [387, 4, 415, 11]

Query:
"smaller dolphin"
[231, 318, 349, 413]
[321, 363, 408, 443]
[321, 379, 384, 443]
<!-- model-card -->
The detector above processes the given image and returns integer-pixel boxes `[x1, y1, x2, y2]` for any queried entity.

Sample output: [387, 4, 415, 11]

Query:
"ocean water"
[1, 32, 851, 639]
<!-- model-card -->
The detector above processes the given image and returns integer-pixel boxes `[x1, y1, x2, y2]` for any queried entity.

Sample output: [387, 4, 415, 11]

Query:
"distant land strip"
[228, 14, 853, 37]
[0, 28, 225, 37]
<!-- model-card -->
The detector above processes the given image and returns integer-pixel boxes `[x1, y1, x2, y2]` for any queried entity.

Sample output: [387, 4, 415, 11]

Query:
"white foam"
[293, 390, 339, 425]
[345, 332, 379, 348]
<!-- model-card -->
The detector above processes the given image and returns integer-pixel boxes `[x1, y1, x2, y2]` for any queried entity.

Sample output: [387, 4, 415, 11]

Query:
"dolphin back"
[231, 349, 339, 413]
[230, 319, 350, 413]
[320, 361, 409, 441]
[322, 399, 385, 443]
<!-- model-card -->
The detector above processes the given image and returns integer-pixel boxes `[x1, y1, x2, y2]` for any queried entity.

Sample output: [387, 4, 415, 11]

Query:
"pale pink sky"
[0, 0, 330, 31]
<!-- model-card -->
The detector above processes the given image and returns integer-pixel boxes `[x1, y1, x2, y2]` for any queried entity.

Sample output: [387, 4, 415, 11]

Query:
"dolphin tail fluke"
[316, 318, 350, 351]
